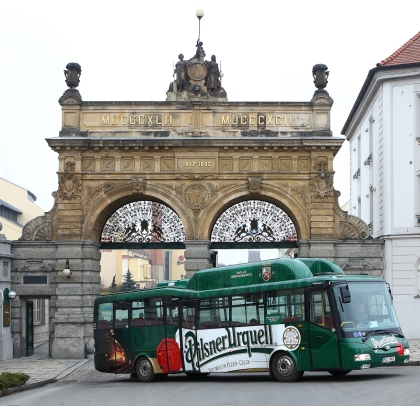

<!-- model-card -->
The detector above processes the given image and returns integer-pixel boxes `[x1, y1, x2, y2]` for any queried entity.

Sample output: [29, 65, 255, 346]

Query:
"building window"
[0, 206, 18, 222]
[33, 299, 45, 325]
[27, 191, 36, 203]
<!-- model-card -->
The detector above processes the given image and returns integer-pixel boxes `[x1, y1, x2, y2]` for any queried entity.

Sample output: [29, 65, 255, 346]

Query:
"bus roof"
[185, 258, 343, 291]
[95, 259, 385, 305]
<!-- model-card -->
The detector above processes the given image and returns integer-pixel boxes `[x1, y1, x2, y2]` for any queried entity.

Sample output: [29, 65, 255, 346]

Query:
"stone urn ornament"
[64, 62, 82, 88]
[312, 64, 329, 92]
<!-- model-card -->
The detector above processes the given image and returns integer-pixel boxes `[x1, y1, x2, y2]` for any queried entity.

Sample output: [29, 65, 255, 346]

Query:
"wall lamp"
[7, 291, 16, 300]
[62, 259, 72, 278]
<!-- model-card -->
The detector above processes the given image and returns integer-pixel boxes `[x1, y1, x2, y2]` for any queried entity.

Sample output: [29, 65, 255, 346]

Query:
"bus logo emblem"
[262, 267, 271, 281]
[283, 326, 301, 350]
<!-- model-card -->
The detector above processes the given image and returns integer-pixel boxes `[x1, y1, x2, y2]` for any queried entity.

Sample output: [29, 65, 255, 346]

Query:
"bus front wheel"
[135, 357, 156, 383]
[271, 352, 303, 382]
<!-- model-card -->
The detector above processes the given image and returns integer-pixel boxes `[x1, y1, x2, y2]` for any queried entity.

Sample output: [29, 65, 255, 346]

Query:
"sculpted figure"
[205, 55, 221, 92]
[174, 54, 188, 92]
[195, 40, 206, 61]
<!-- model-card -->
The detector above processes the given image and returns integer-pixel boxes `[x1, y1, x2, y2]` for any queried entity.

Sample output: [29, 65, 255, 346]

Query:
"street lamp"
[62, 259, 72, 278]
[196, 8, 204, 42]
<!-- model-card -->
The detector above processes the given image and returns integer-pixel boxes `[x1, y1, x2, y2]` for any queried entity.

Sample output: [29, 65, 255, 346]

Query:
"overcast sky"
[1, 0, 418, 213]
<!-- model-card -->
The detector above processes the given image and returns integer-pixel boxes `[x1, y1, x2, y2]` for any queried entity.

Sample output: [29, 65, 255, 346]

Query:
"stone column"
[51, 241, 101, 359]
[0, 233, 14, 360]
[184, 240, 211, 278]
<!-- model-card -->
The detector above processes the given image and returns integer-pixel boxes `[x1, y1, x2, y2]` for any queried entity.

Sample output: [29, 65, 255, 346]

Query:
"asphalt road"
[1, 367, 419, 406]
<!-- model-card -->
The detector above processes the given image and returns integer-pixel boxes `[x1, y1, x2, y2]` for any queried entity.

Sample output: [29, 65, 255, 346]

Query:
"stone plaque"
[82, 158, 95, 172]
[239, 158, 252, 171]
[279, 158, 291, 171]
[23, 275, 48, 285]
[121, 158, 134, 171]
[176, 158, 216, 172]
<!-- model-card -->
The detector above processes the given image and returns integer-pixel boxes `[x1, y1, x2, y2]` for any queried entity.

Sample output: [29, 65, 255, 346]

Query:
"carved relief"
[333, 191, 370, 240]
[102, 158, 115, 171]
[271, 183, 291, 193]
[58, 161, 81, 200]
[340, 222, 359, 239]
[82, 158, 95, 171]
[298, 158, 310, 170]
[142, 158, 154, 171]
[239, 158, 252, 171]
[259, 158, 272, 171]
[183, 184, 211, 210]
[19, 192, 58, 241]
[154, 183, 175, 193]
[121, 158, 134, 171]
[315, 160, 328, 172]
[292, 184, 309, 205]
[161, 158, 174, 171]
[85, 182, 119, 206]
[248, 177, 261, 193]
[220, 158, 233, 171]
[3, 262, 9, 278]
[279, 158, 291, 171]
[311, 173, 334, 201]
[340, 217, 369, 240]
[132, 178, 144, 194]
[15, 260, 54, 272]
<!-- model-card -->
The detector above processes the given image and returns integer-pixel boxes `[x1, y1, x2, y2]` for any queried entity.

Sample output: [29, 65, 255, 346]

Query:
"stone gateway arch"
[10, 51, 382, 358]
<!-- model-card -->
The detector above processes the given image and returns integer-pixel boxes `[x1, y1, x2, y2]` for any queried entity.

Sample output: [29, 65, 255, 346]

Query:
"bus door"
[113, 301, 132, 373]
[306, 289, 340, 370]
[94, 302, 117, 373]
[179, 300, 199, 372]
[158, 299, 185, 374]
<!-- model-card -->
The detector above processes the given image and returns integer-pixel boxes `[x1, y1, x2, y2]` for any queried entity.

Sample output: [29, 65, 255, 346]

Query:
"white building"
[342, 31, 420, 338]
[0, 177, 44, 240]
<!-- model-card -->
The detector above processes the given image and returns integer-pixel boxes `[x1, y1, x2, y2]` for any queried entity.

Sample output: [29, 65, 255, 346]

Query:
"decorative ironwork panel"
[211, 201, 297, 243]
[101, 201, 185, 243]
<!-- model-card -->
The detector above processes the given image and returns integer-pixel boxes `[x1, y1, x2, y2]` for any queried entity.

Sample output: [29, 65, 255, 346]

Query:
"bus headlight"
[404, 349, 410, 356]
[354, 354, 371, 361]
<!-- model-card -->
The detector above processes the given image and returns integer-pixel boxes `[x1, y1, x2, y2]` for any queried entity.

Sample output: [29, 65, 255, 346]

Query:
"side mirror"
[340, 286, 351, 303]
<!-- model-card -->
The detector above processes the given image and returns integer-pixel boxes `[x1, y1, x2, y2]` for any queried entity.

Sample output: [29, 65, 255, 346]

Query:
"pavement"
[0, 339, 419, 396]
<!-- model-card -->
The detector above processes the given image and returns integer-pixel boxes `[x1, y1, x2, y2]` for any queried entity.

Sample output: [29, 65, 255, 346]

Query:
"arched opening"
[99, 201, 187, 291]
[210, 200, 298, 267]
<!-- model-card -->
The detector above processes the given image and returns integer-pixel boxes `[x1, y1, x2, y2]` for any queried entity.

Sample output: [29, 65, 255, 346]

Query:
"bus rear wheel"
[135, 357, 156, 383]
[271, 352, 303, 382]
[328, 370, 351, 377]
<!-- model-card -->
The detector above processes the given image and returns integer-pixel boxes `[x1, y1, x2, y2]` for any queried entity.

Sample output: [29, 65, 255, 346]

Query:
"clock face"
[188, 61, 207, 81]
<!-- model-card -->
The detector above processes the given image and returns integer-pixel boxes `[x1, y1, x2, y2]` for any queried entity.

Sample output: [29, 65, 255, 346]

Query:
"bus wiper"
[362, 329, 405, 342]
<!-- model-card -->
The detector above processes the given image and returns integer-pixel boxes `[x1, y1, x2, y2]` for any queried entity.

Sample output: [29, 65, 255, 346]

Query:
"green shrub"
[0, 372, 30, 394]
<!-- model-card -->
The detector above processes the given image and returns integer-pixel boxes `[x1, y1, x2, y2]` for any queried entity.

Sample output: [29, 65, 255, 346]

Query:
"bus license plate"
[382, 356, 395, 363]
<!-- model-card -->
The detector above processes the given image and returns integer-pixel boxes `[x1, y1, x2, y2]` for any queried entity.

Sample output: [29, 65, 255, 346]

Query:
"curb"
[0, 358, 90, 397]
[55, 359, 90, 381]
[0, 378, 56, 397]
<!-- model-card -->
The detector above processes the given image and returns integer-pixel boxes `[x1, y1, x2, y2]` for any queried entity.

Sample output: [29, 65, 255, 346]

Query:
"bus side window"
[115, 308, 129, 329]
[98, 303, 113, 329]
[132, 300, 145, 327]
[232, 294, 263, 326]
[266, 290, 304, 322]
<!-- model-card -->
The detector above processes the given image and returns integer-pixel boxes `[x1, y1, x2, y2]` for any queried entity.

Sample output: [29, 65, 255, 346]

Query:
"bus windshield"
[333, 282, 401, 337]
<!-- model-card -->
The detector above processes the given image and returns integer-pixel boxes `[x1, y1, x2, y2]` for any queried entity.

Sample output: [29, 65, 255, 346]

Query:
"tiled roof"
[379, 31, 420, 66]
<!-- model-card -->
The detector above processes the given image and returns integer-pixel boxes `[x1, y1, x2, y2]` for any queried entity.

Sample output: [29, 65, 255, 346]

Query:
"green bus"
[93, 258, 410, 382]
